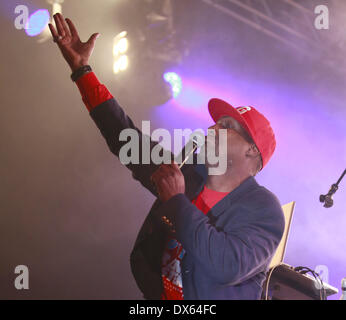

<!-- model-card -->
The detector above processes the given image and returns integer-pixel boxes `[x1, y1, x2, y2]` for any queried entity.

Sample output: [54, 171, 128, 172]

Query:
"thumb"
[87, 33, 100, 46]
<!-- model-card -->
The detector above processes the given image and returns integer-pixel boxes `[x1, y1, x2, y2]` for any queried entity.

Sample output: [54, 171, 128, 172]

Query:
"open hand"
[48, 13, 100, 72]
[151, 163, 185, 202]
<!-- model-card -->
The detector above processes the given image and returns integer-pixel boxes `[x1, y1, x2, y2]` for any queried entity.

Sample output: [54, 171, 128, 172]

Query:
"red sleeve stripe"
[76, 72, 114, 112]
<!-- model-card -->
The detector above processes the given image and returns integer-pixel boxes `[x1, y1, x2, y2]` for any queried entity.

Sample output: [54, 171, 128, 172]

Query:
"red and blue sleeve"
[75, 72, 113, 112]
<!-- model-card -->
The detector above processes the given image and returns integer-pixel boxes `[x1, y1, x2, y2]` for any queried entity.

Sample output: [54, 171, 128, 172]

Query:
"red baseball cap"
[208, 98, 276, 169]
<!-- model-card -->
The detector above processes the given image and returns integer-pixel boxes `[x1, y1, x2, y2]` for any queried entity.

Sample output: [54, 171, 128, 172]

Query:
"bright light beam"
[163, 72, 183, 98]
[113, 31, 129, 74]
[113, 55, 129, 74]
[25, 9, 50, 37]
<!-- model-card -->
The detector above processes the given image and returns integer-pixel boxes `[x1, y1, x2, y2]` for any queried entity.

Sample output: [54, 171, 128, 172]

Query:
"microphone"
[177, 132, 205, 169]
[319, 184, 338, 208]
[319, 169, 346, 208]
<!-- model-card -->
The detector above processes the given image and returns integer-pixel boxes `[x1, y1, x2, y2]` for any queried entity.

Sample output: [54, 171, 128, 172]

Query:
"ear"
[245, 143, 260, 158]
[245, 144, 262, 176]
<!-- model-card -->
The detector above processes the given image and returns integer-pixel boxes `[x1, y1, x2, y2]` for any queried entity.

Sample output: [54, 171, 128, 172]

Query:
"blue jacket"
[90, 97, 285, 300]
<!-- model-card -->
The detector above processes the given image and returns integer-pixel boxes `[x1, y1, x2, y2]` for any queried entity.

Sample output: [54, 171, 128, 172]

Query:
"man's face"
[205, 115, 254, 167]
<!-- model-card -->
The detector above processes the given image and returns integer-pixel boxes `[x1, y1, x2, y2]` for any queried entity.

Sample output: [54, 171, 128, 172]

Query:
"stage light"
[113, 55, 129, 74]
[25, 9, 50, 37]
[23, 1, 64, 43]
[113, 31, 129, 74]
[163, 72, 182, 98]
[113, 31, 128, 55]
[113, 37, 129, 55]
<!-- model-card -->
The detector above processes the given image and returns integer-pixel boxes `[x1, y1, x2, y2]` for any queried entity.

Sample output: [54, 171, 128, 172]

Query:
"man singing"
[49, 13, 285, 300]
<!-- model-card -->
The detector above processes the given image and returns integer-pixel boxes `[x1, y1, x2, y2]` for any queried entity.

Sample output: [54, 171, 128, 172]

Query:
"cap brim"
[208, 98, 253, 139]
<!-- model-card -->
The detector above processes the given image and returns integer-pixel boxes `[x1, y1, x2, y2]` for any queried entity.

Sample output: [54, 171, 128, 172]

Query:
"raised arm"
[48, 13, 174, 197]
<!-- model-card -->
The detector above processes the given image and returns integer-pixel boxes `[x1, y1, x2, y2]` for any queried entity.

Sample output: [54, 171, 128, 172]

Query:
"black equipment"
[319, 169, 346, 208]
[262, 263, 338, 300]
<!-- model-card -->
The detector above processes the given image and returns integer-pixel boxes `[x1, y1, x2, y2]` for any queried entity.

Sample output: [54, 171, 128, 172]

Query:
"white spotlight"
[113, 55, 129, 74]
[113, 31, 129, 74]
[113, 37, 129, 56]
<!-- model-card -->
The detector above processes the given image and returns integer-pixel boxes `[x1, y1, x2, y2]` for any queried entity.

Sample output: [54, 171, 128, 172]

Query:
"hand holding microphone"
[150, 132, 205, 203]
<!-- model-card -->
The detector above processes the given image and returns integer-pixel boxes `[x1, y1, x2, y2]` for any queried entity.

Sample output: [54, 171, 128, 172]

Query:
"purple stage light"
[25, 9, 50, 37]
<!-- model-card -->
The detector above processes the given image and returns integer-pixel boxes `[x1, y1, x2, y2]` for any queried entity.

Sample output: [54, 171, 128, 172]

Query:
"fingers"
[151, 171, 169, 197]
[65, 18, 79, 38]
[53, 13, 72, 38]
[53, 13, 65, 37]
[170, 162, 180, 170]
[158, 163, 181, 174]
[60, 15, 72, 37]
[50, 14, 77, 44]
[156, 164, 173, 176]
[150, 163, 180, 184]
[48, 22, 58, 39]
[150, 165, 165, 185]
[86, 33, 100, 46]
[150, 163, 185, 202]
[48, 22, 63, 44]
[161, 162, 181, 174]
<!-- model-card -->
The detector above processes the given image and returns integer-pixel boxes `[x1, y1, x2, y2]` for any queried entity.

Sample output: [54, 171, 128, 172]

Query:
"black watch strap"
[71, 65, 92, 82]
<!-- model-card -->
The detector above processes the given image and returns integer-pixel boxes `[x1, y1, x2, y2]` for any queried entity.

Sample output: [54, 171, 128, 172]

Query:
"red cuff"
[76, 72, 113, 112]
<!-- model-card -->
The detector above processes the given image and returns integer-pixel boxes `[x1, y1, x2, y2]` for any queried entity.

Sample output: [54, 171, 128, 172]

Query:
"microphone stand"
[319, 169, 346, 208]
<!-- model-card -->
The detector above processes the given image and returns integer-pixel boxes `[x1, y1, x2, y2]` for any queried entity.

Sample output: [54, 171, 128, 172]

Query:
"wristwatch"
[70, 65, 92, 82]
